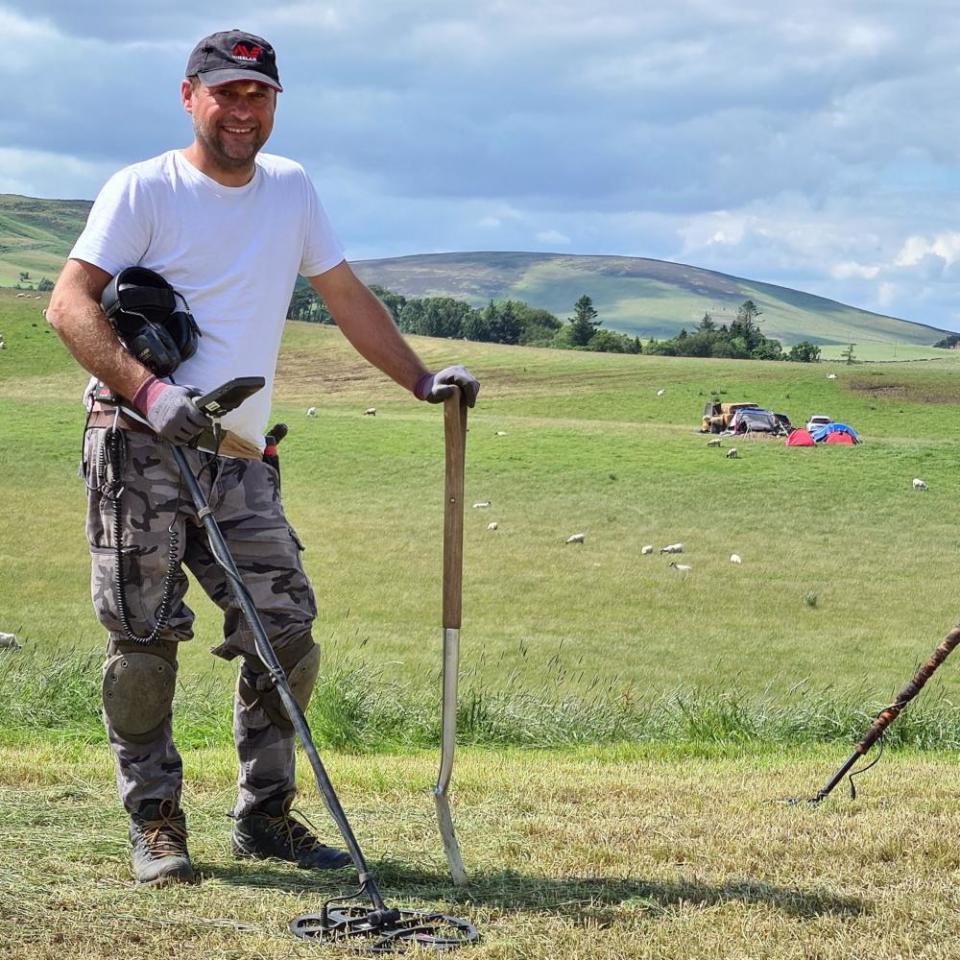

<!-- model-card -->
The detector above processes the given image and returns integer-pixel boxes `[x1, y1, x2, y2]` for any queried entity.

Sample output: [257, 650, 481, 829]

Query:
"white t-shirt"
[71, 150, 344, 447]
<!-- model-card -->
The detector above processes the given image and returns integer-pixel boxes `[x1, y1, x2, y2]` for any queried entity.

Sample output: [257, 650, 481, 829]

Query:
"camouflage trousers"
[83, 427, 317, 817]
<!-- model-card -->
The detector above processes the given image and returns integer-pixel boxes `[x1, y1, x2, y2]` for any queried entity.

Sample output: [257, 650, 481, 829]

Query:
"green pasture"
[3, 288, 960, 744]
[7, 289, 960, 959]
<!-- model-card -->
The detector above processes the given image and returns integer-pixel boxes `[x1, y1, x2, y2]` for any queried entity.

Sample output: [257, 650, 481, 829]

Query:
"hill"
[0, 194, 91, 288]
[0, 194, 951, 358]
[353, 251, 950, 356]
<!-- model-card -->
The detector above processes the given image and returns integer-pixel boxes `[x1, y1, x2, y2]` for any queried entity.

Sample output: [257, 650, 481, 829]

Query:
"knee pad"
[238, 635, 320, 731]
[102, 649, 177, 744]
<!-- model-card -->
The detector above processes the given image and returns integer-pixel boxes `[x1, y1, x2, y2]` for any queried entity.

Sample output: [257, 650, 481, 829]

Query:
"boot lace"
[138, 799, 188, 859]
[264, 801, 327, 855]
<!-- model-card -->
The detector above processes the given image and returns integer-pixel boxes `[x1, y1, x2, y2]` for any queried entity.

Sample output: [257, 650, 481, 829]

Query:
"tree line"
[288, 285, 820, 361]
[289, 285, 641, 353]
[644, 301, 821, 362]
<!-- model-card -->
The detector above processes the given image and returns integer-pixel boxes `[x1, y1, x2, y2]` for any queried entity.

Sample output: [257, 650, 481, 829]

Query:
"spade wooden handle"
[443, 389, 467, 629]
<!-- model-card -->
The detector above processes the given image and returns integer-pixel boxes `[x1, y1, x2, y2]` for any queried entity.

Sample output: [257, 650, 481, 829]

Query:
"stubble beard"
[193, 117, 267, 175]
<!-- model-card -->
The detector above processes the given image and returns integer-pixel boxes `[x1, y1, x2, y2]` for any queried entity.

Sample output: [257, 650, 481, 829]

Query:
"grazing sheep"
[656, 388, 665, 396]
[827, 373, 837, 380]
[472, 500, 491, 509]
[730, 554, 742, 564]
[487, 522, 499, 531]
[306, 406, 317, 417]
[726, 447, 738, 459]
[669, 562, 692, 573]
[660, 543, 683, 554]
[363, 408, 376, 416]
[566, 533, 585, 544]
[641, 545, 654, 555]
[913, 478, 928, 491]
[0, 632, 21, 650]
[707, 438, 722, 447]
[495, 431, 507, 437]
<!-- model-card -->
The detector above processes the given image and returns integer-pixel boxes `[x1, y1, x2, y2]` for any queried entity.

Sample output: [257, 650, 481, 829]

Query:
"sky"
[5, 1, 960, 331]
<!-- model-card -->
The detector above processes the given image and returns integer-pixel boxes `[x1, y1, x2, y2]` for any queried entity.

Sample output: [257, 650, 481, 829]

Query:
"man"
[47, 29, 479, 887]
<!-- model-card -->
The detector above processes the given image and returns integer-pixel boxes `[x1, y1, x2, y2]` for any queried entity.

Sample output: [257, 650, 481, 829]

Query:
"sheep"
[472, 500, 491, 509]
[913, 478, 928, 491]
[656, 388, 665, 396]
[495, 431, 507, 437]
[827, 373, 837, 380]
[726, 447, 738, 459]
[363, 408, 376, 416]
[0, 632, 21, 651]
[306, 406, 317, 417]
[669, 561, 692, 573]
[707, 438, 722, 447]
[730, 554, 742, 564]
[487, 522, 499, 531]
[641, 545, 654, 555]
[566, 533, 585, 544]
[660, 543, 683, 554]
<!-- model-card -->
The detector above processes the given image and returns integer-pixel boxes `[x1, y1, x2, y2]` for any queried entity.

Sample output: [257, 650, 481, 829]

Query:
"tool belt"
[86, 404, 263, 460]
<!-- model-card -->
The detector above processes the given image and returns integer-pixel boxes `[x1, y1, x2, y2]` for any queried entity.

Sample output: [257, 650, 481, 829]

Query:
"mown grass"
[4, 742, 960, 959]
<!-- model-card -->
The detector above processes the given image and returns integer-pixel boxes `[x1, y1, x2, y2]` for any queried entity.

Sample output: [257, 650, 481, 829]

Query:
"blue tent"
[812, 422, 859, 443]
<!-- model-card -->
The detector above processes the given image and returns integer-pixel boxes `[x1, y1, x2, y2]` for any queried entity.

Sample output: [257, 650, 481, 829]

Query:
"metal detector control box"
[194, 377, 265, 418]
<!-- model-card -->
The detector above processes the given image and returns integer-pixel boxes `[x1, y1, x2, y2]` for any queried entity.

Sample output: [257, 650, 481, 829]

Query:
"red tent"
[825, 431, 855, 445]
[785, 428, 815, 447]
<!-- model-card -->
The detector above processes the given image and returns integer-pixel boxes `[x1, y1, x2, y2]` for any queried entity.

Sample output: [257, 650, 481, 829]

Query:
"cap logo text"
[232, 43, 263, 62]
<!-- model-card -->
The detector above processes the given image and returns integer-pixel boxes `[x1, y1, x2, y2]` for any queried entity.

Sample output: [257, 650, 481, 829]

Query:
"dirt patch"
[847, 376, 960, 405]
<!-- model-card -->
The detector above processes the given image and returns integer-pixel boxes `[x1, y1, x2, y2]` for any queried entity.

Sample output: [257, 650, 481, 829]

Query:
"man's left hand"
[414, 365, 480, 407]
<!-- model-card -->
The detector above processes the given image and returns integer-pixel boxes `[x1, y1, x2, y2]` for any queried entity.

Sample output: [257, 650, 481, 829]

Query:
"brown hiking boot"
[232, 792, 351, 870]
[129, 798, 196, 886]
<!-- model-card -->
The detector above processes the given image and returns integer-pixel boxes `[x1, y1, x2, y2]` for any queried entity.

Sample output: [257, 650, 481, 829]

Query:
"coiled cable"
[103, 426, 181, 646]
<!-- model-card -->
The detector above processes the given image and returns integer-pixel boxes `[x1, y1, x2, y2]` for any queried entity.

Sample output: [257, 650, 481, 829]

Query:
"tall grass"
[2, 645, 957, 752]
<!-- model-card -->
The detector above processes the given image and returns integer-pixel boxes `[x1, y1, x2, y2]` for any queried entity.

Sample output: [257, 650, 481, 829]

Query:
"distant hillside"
[1, 194, 950, 353]
[0, 195, 91, 287]
[353, 252, 949, 350]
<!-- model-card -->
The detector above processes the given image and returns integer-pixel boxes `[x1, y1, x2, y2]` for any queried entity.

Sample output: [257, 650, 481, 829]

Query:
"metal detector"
[117, 379, 478, 953]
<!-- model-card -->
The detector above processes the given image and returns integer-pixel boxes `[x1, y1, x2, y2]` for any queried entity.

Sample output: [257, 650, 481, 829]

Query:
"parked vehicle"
[805, 414, 832, 432]
[729, 407, 787, 436]
[700, 401, 760, 433]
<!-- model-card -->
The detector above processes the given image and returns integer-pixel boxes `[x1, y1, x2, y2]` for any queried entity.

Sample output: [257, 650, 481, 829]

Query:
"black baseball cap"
[185, 30, 282, 92]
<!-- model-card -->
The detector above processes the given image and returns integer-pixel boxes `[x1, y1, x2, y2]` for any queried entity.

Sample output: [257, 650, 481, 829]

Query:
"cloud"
[3, 1, 960, 328]
[536, 230, 572, 246]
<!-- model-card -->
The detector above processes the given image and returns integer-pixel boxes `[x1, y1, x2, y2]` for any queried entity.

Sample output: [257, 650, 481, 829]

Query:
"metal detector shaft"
[169, 444, 389, 911]
[433, 390, 468, 886]
[809, 623, 960, 803]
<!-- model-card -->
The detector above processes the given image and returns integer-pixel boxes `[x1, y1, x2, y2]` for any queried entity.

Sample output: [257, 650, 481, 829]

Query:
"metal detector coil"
[290, 902, 479, 953]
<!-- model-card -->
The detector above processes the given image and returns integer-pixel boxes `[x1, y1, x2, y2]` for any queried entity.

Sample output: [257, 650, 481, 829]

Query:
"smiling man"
[47, 29, 479, 887]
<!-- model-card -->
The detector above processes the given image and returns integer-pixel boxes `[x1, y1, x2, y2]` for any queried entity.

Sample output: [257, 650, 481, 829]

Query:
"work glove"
[413, 365, 480, 407]
[132, 376, 209, 445]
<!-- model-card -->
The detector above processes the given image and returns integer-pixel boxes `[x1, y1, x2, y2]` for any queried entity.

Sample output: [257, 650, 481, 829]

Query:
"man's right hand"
[133, 376, 209, 445]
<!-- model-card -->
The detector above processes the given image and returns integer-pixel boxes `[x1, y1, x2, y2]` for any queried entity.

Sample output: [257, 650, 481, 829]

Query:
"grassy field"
[5, 742, 960, 959]
[4, 288, 960, 715]
[5, 287, 960, 957]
